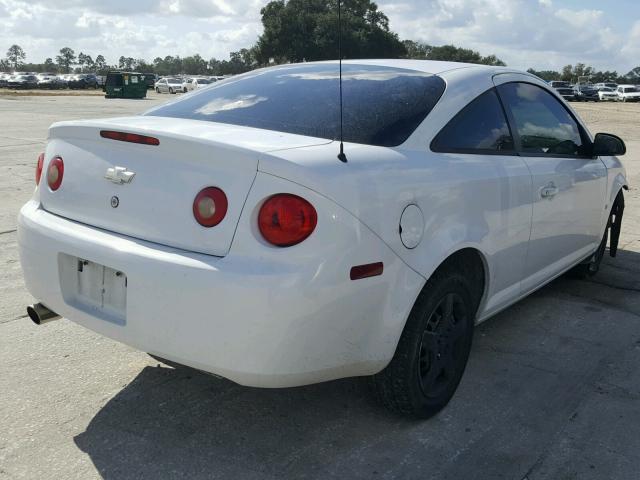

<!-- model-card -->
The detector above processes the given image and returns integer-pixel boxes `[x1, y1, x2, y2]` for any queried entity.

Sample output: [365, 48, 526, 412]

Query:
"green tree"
[43, 58, 56, 73]
[255, 0, 405, 64]
[56, 47, 76, 73]
[422, 44, 505, 65]
[183, 54, 208, 74]
[626, 66, 640, 82]
[527, 68, 561, 81]
[402, 41, 504, 65]
[6, 44, 26, 70]
[402, 40, 431, 59]
[118, 56, 136, 70]
[78, 52, 92, 72]
[94, 55, 107, 73]
[136, 58, 153, 72]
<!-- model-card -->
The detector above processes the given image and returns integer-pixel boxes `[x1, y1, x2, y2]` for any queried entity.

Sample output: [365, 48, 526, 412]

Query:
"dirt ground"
[0, 96, 639, 480]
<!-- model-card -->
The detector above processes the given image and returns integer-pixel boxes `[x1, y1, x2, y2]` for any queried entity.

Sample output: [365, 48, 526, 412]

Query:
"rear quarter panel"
[259, 69, 533, 318]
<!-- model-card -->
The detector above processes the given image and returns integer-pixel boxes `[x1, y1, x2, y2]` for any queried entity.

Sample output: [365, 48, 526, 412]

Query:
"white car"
[154, 77, 182, 94]
[594, 82, 617, 90]
[18, 60, 628, 418]
[597, 87, 618, 101]
[184, 77, 214, 92]
[180, 77, 192, 93]
[616, 85, 640, 102]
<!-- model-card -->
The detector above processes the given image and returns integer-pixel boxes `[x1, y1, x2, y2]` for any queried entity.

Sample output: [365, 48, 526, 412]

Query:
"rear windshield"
[145, 63, 446, 147]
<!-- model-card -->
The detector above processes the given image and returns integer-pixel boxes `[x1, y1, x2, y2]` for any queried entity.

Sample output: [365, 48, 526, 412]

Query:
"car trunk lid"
[40, 116, 330, 256]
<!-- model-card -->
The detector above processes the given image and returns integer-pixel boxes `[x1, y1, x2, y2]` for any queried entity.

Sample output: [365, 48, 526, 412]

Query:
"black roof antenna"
[337, 0, 347, 163]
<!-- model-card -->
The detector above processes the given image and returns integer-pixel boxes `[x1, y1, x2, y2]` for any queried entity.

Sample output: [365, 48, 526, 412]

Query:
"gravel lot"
[1, 94, 639, 480]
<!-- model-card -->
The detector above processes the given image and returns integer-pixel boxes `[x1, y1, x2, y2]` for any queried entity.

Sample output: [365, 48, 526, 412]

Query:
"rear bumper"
[18, 177, 423, 387]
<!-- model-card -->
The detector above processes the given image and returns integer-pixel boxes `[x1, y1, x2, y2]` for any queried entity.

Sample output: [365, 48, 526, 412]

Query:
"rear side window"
[498, 82, 587, 156]
[431, 89, 514, 153]
[145, 64, 446, 147]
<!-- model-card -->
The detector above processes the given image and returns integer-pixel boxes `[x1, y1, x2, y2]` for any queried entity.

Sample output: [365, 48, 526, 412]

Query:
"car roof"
[307, 59, 513, 76]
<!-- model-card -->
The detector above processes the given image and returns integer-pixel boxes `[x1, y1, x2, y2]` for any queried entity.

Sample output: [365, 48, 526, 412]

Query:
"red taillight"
[47, 156, 64, 191]
[35, 152, 44, 185]
[193, 187, 228, 227]
[258, 194, 317, 247]
[100, 130, 160, 146]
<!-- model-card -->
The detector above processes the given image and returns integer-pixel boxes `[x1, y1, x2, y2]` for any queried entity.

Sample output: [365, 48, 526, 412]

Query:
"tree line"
[2, 0, 638, 83]
[527, 64, 640, 84]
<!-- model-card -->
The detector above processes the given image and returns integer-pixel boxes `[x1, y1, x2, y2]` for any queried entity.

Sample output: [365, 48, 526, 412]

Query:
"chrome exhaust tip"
[27, 303, 61, 325]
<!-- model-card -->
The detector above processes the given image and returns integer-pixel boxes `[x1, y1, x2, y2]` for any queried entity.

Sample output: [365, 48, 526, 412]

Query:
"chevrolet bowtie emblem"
[105, 166, 135, 184]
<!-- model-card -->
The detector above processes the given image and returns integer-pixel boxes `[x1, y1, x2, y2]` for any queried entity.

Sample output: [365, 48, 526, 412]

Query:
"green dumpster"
[104, 72, 147, 99]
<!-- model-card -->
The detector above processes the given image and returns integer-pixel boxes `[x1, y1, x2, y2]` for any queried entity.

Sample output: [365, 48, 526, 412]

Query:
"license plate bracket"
[59, 254, 127, 325]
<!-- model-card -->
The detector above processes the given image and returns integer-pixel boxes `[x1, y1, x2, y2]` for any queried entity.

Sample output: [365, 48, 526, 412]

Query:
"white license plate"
[59, 254, 127, 324]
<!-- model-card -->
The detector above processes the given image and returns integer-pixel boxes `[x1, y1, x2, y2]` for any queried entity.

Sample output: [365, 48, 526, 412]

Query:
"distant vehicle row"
[154, 76, 226, 94]
[548, 80, 640, 102]
[0, 72, 101, 89]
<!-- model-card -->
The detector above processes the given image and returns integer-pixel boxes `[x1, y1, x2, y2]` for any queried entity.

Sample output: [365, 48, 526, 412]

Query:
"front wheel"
[169, 88, 174, 94]
[370, 268, 476, 418]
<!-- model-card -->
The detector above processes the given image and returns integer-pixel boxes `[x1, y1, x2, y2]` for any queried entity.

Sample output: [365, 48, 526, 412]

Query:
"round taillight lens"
[47, 156, 64, 191]
[193, 187, 228, 227]
[35, 153, 44, 185]
[258, 194, 317, 247]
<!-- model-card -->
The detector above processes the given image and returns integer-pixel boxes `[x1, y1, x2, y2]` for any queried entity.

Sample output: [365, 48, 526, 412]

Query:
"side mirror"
[593, 133, 626, 157]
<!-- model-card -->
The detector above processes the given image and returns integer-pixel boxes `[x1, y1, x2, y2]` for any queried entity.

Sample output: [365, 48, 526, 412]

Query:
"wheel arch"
[430, 247, 488, 318]
[404, 246, 489, 327]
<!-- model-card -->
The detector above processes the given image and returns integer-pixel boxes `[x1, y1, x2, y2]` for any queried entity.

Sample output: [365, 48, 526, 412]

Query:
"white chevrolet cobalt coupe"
[19, 60, 628, 418]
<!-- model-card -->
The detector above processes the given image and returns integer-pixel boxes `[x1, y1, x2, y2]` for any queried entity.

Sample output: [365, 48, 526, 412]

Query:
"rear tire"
[370, 267, 476, 418]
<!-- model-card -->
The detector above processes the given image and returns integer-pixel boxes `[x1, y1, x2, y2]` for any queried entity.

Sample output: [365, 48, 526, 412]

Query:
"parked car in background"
[155, 77, 183, 94]
[0, 72, 11, 87]
[20, 60, 628, 419]
[37, 74, 65, 89]
[616, 85, 640, 102]
[594, 82, 618, 90]
[68, 74, 99, 89]
[573, 84, 599, 102]
[597, 87, 618, 101]
[7, 74, 38, 89]
[181, 77, 193, 93]
[185, 77, 213, 92]
[142, 73, 157, 89]
[549, 80, 575, 101]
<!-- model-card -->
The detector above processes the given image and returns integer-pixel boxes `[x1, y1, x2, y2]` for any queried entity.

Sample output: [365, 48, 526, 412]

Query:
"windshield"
[197, 79, 212, 84]
[168, 78, 181, 83]
[145, 63, 446, 147]
[624, 87, 638, 93]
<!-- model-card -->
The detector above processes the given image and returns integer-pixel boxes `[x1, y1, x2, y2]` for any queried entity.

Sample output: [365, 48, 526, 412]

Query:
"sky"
[1, 0, 639, 73]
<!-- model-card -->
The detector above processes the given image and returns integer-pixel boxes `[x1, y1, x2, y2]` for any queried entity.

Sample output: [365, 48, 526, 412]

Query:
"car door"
[495, 80, 607, 291]
[425, 86, 532, 317]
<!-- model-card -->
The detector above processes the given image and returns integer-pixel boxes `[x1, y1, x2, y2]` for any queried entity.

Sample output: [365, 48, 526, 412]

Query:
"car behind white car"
[184, 77, 214, 92]
[597, 86, 618, 101]
[19, 60, 628, 418]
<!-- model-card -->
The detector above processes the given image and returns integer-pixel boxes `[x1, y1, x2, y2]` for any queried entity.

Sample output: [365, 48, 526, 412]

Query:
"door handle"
[540, 182, 559, 198]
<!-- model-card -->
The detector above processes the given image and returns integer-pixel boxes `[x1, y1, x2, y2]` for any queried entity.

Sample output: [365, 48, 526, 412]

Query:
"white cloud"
[380, 0, 636, 72]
